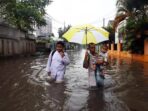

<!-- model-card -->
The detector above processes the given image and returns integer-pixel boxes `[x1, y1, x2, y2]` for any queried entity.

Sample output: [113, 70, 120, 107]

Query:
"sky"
[46, 0, 117, 36]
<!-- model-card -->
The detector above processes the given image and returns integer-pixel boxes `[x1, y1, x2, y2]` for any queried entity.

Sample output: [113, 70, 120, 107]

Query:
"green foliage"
[48, 33, 55, 37]
[116, 0, 148, 28]
[104, 26, 115, 43]
[105, 26, 114, 33]
[0, 0, 52, 32]
[117, 0, 148, 11]
[122, 33, 134, 51]
[126, 18, 135, 29]
[116, 0, 148, 53]
[122, 17, 145, 53]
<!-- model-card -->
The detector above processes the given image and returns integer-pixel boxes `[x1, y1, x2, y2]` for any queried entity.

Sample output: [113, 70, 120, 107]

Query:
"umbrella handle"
[85, 27, 88, 49]
[85, 27, 87, 45]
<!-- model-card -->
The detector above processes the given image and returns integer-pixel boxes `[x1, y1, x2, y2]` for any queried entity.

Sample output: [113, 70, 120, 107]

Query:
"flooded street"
[0, 50, 148, 111]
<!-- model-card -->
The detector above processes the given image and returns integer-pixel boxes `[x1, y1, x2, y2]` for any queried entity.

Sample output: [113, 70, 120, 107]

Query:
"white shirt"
[46, 51, 70, 77]
[99, 51, 108, 62]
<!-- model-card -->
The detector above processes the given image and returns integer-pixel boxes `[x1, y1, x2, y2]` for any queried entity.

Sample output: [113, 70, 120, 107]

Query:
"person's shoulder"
[49, 50, 56, 56]
[99, 51, 104, 55]
[51, 50, 56, 53]
[64, 51, 69, 55]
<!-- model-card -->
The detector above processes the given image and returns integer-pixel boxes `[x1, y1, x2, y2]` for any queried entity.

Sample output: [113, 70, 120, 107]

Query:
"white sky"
[46, 0, 117, 36]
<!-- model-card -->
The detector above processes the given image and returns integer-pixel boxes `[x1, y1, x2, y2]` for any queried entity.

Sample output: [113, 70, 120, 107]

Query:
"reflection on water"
[0, 50, 148, 111]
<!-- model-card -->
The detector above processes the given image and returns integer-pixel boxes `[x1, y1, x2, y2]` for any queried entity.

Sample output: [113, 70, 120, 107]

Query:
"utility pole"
[64, 21, 66, 31]
[103, 18, 105, 27]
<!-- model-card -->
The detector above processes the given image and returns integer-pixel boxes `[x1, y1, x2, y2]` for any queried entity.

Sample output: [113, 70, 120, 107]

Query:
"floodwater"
[0, 50, 148, 111]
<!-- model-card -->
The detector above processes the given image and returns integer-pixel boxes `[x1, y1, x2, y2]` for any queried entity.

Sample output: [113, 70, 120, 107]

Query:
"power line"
[46, 14, 65, 25]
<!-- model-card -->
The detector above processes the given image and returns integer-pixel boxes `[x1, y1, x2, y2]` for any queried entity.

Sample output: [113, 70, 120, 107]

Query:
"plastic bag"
[83, 54, 90, 69]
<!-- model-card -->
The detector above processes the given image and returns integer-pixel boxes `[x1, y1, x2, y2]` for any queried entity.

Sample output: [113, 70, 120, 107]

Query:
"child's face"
[101, 46, 108, 53]
[56, 44, 64, 52]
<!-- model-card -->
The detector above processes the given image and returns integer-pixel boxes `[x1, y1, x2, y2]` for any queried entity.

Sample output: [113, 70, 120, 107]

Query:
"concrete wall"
[144, 39, 148, 56]
[0, 24, 25, 39]
[0, 24, 36, 57]
[108, 40, 148, 62]
[0, 39, 36, 57]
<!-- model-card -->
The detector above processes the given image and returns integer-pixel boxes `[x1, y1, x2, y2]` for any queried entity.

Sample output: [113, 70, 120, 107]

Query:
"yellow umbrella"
[63, 24, 109, 44]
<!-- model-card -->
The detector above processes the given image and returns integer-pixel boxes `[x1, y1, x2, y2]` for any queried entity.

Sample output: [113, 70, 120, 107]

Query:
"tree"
[116, 0, 148, 28]
[105, 26, 115, 43]
[115, 0, 148, 53]
[0, 0, 52, 32]
[58, 25, 71, 38]
[49, 33, 55, 37]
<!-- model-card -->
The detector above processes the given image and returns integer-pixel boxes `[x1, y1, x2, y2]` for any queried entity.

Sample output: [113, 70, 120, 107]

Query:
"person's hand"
[90, 64, 96, 71]
[103, 62, 108, 66]
[60, 51, 65, 58]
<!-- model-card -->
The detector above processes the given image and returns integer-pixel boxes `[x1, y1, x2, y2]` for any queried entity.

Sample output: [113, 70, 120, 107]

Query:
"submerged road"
[0, 50, 148, 111]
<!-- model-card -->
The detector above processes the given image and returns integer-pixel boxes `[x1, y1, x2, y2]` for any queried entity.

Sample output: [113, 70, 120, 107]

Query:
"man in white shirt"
[46, 41, 70, 83]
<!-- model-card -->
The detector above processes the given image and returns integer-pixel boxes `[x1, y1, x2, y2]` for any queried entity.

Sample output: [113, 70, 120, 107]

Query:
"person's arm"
[45, 52, 52, 73]
[83, 50, 90, 69]
[103, 52, 109, 65]
[62, 52, 70, 65]
[84, 51, 89, 61]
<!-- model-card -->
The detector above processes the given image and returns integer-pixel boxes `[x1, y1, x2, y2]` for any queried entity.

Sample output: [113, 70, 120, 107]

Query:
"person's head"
[56, 41, 65, 52]
[101, 44, 108, 53]
[88, 42, 96, 53]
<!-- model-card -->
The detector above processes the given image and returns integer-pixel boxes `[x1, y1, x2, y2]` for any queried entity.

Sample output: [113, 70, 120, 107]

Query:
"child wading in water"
[46, 41, 70, 83]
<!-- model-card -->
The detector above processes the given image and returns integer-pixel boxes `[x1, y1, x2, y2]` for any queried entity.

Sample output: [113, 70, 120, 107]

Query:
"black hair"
[101, 44, 108, 50]
[56, 41, 65, 47]
[88, 42, 95, 49]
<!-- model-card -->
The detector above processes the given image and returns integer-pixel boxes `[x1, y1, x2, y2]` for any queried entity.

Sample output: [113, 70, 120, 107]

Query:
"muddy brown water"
[0, 50, 148, 111]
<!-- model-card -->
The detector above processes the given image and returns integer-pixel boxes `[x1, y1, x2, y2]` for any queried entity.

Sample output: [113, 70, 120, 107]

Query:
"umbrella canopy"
[63, 24, 109, 44]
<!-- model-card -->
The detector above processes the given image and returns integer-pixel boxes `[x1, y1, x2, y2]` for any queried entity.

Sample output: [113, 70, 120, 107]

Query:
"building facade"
[35, 16, 52, 37]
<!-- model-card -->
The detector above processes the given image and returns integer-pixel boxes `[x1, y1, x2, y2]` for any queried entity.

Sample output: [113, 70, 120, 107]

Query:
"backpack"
[50, 50, 56, 66]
